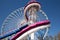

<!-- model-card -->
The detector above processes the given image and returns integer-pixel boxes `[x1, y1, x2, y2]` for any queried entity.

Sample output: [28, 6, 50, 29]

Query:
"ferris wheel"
[0, 0, 50, 40]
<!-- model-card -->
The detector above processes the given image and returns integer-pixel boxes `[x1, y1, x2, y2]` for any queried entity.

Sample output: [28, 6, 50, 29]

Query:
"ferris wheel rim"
[0, 7, 50, 40]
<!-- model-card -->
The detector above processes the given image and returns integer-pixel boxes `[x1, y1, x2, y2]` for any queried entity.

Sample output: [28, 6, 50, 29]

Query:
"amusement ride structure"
[0, 0, 50, 40]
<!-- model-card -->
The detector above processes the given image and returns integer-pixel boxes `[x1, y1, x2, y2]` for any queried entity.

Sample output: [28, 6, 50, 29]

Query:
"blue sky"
[0, 0, 60, 36]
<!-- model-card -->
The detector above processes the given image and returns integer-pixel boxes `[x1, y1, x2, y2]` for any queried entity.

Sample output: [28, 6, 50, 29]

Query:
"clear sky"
[0, 0, 60, 36]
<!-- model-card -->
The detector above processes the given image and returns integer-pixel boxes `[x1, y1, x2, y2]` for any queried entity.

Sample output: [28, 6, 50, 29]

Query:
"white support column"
[29, 21, 35, 40]
[30, 33, 34, 40]
[28, 7, 37, 40]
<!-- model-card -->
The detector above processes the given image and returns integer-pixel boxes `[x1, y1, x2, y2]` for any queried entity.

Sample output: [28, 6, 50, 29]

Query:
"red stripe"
[11, 20, 50, 40]
[24, 2, 40, 9]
